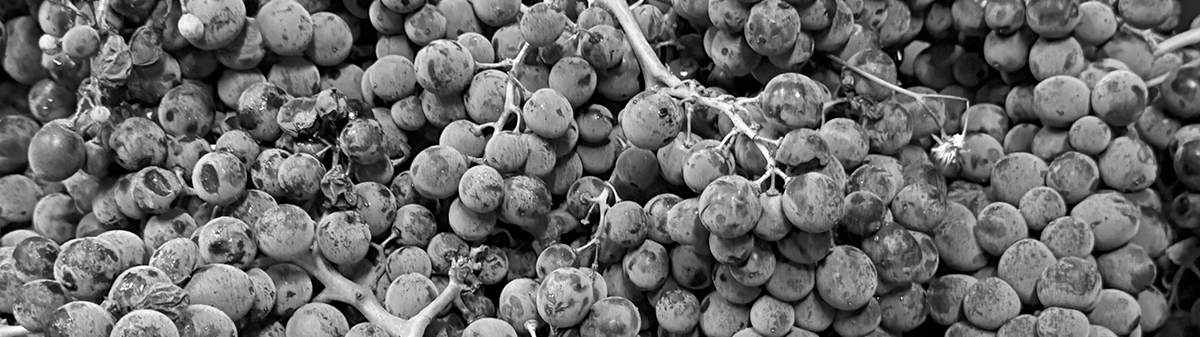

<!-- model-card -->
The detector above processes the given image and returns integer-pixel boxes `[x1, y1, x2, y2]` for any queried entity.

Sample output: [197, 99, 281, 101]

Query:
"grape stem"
[1147, 58, 1200, 87]
[483, 43, 532, 138]
[282, 245, 466, 337]
[0, 325, 29, 337]
[1155, 27, 1200, 57]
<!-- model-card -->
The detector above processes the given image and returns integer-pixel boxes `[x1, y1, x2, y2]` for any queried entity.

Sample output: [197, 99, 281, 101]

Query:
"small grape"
[265, 263, 312, 316]
[549, 57, 597, 108]
[391, 204, 437, 247]
[306, 12, 353, 66]
[448, 198, 497, 242]
[622, 240, 669, 290]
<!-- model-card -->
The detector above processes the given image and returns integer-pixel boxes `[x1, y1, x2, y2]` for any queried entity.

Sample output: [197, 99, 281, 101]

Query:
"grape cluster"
[1, 0, 1200, 336]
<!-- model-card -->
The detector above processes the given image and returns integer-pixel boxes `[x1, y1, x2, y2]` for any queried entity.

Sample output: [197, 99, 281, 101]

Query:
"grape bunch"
[1, 0, 1200, 336]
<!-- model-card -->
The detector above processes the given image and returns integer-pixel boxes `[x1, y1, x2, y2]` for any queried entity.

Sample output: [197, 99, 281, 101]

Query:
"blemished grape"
[287, 303, 350, 337]
[392, 204, 438, 246]
[194, 216, 258, 267]
[414, 39, 476, 95]
[411, 145, 470, 200]
[45, 300, 115, 337]
[316, 211, 372, 265]
[14, 279, 73, 332]
[521, 3, 567, 47]
[580, 296, 641, 337]
[620, 90, 685, 151]
[257, 0, 313, 56]
[816, 245, 877, 311]
[55, 237, 123, 301]
[538, 267, 599, 328]
[110, 309, 180, 337]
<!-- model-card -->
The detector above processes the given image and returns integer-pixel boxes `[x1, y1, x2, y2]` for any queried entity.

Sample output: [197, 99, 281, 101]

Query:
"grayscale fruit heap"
[0, 0, 1198, 336]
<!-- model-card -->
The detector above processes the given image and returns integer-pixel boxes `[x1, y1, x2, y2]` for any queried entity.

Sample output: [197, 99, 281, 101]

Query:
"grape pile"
[0, 0, 1199, 336]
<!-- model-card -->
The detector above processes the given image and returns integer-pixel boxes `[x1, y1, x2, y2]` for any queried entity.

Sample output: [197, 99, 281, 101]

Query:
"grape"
[193, 216, 257, 267]
[285, 303, 349, 337]
[30, 193, 82, 244]
[25, 122, 84, 182]
[705, 232, 753, 263]
[1078, 289, 1139, 336]
[111, 309, 180, 337]
[536, 243, 577, 279]
[186, 263, 254, 320]
[1039, 216, 1093, 259]
[105, 266, 173, 315]
[709, 0, 750, 32]
[622, 240, 668, 290]
[365, 55, 418, 102]
[391, 204, 437, 246]
[258, 263, 311, 317]
[576, 25, 626, 70]
[537, 267, 600, 328]
[427, 233, 468, 273]
[1035, 256, 1103, 312]
[960, 277, 1022, 330]
[594, 46, 642, 101]
[1035, 307, 1089, 337]
[1071, 191, 1140, 251]
[815, 245, 876, 311]
[498, 278, 542, 332]
[499, 175, 553, 230]
[303, 12, 353, 66]
[681, 140, 733, 193]
[215, 16, 266, 69]
[45, 300, 115, 337]
[619, 90, 685, 151]
[413, 39, 476, 96]
[411, 145, 470, 200]
[348, 182, 398, 238]
[971, 202, 1028, 257]
[707, 28, 762, 76]
[520, 3, 567, 47]
[744, 0, 799, 56]
[463, 70, 509, 124]
[519, 89, 572, 139]
[381, 272, 439, 319]
[179, 0, 246, 50]
[61, 24, 100, 59]
[336, 118, 386, 165]
[1095, 243, 1155, 294]
[97, 230, 147, 270]
[13, 235, 58, 280]
[437, 0, 480, 38]
[861, 221, 922, 285]
[147, 238, 200, 285]
[463, 317, 519, 337]
[316, 211, 371, 265]
[345, 322, 389, 337]
[831, 297, 881, 337]
[13, 279, 72, 332]
[581, 297, 641, 337]
[656, 289, 700, 333]
[3, 17, 50, 85]
[189, 151, 247, 205]
[53, 237, 122, 301]
[265, 57, 320, 97]
[700, 292, 752, 337]
[256, 0, 313, 56]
